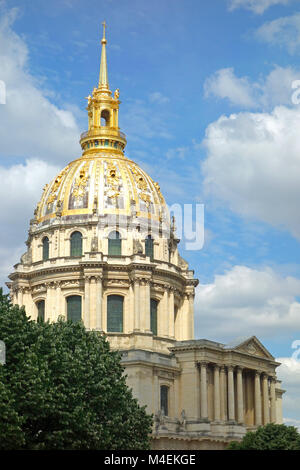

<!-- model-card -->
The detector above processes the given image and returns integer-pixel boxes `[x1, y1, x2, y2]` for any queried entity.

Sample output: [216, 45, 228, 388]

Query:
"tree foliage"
[0, 288, 153, 450]
[227, 423, 300, 450]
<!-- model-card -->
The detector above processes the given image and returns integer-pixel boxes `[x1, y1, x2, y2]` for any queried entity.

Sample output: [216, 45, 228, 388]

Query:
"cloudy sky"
[0, 0, 300, 427]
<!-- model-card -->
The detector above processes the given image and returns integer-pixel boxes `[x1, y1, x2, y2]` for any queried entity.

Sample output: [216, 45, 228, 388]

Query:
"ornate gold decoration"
[130, 166, 152, 206]
[72, 162, 89, 200]
[46, 167, 69, 208]
[106, 161, 120, 199]
[140, 192, 151, 207]
[47, 193, 56, 207]
[131, 166, 147, 191]
[154, 181, 164, 203]
[85, 94, 92, 105]
[34, 27, 169, 224]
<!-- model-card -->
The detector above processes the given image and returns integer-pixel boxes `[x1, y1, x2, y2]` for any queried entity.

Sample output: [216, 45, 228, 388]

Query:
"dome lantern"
[80, 22, 126, 156]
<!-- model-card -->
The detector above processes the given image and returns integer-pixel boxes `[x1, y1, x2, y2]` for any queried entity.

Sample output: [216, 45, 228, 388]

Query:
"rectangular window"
[67, 296, 82, 323]
[150, 299, 158, 336]
[160, 385, 169, 416]
[107, 295, 123, 332]
[37, 300, 45, 322]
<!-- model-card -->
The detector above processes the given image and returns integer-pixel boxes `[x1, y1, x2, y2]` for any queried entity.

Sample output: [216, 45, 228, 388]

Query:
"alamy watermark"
[291, 340, 300, 361]
[168, 203, 205, 251]
[0, 80, 6, 104]
[0, 340, 5, 365]
[99, 203, 205, 251]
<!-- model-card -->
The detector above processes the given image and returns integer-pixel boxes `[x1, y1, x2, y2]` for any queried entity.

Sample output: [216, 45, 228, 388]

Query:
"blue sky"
[1, 0, 300, 425]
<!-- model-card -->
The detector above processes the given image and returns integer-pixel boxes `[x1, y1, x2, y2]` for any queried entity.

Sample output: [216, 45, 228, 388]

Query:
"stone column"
[262, 373, 270, 424]
[144, 280, 151, 332]
[134, 279, 140, 331]
[84, 276, 90, 329]
[254, 371, 262, 426]
[180, 293, 189, 341]
[163, 288, 169, 336]
[95, 276, 103, 331]
[236, 367, 244, 424]
[90, 277, 96, 328]
[200, 362, 208, 420]
[270, 377, 276, 423]
[227, 366, 235, 421]
[168, 288, 175, 338]
[220, 365, 226, 421]
[153, 373, 159, 414]
[18, 287, 24, 307]
[56, 282, 62, 321]
[46, 283, 52, 322]
[213, 365, 221, 422]
[188, 294, 194, 339]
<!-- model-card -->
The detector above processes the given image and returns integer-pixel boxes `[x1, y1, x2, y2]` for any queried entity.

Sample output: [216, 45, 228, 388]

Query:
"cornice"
[169, 342, 280, 369]
[8, 256, 197, 288]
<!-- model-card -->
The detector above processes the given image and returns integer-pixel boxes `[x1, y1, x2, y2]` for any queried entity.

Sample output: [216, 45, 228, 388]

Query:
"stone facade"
[6, 25, 284, 450]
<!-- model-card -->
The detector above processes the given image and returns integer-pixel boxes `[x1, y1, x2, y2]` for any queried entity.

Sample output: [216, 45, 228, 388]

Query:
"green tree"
[0, 371, 25, 450]
[0, 288, 152, 450]
[227, 423, 300, 450]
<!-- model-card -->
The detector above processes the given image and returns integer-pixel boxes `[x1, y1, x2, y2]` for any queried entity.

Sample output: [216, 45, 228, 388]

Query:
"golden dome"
[35, 154, 167, 224]
[35, 23, 168, 228]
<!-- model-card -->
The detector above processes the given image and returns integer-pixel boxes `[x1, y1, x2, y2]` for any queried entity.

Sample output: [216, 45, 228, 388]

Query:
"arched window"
[101, 109, 110, 127]
[36, 300, 45, 322]
[107, 295, 123, 332]
[42, 236, 49, 261]
[145, 235, 154, 260]
[70, 231, 82, 257]
[160, 385, 169, 416]
[108, 231, 121, 256]
[150, 299, 158, 336]
[67, 295, 82, 323]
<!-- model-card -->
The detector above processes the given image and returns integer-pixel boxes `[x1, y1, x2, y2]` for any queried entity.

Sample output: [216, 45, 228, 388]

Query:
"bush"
[227, 423, 300, 450]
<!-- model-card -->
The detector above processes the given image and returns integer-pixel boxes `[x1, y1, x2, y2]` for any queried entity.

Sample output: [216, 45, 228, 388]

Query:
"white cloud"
[260, 66, 300, 108]
[255, 12, 300, 54]
[0, 159, 59, 288]
[276, 357, 300, 427]
[149, 92, 170, 104]
[166, 146, 190, 160]
[228, 0, 291, 14]
[0, 159, 59, 224]
[202, 104, 300, 239]
[0, 7, 82, 288]
[195, 264, 300, 424]
[204, 68, 256, 107]
[0, 7, 81, 164]
[204, 66, 300, 109]
[195, 265, 300, 341]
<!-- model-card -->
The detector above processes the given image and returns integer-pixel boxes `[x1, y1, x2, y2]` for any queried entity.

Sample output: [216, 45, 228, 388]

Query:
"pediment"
[232, 336, 274, 360]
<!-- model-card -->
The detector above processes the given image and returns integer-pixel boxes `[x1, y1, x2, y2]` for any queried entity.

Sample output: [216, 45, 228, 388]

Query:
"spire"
[98, 21, 109, 91]
[80, 24, 127, 157]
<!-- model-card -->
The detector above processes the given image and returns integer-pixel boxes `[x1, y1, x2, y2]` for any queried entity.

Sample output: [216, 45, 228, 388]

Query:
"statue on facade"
[56, 199, 63, 218]
[178, 409, 187, 431]
[91, 236, 98, 252]
[133, 238, 143, 255]
[154, 409, 166, 433]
